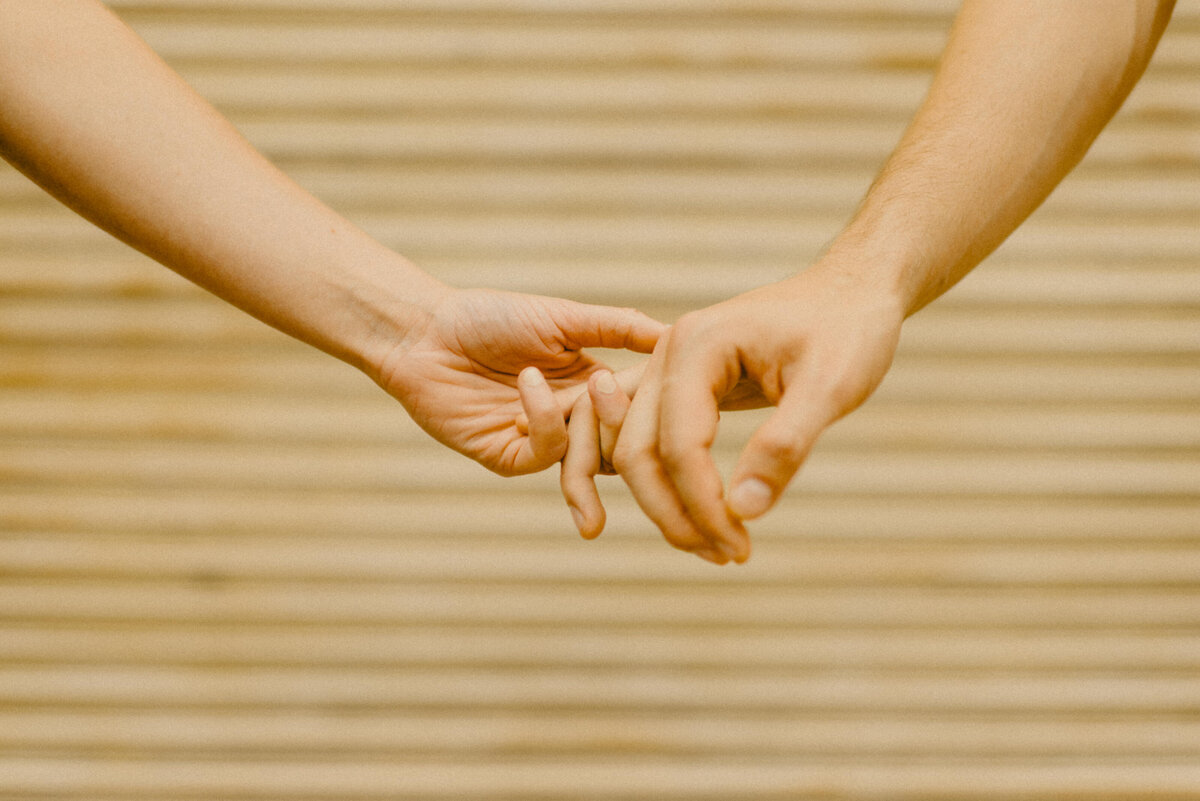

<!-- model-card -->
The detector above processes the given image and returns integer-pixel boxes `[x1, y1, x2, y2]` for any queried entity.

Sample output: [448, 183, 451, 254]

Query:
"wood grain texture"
[2, 1, 1199, 798]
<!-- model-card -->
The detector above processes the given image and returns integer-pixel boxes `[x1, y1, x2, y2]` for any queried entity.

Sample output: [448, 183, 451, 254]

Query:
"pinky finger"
[560, 393, 606, 539]
[588, 370, 631, 474]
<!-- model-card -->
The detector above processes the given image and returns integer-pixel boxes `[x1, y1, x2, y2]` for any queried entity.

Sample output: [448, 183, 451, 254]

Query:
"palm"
[377, 288, 660, 475]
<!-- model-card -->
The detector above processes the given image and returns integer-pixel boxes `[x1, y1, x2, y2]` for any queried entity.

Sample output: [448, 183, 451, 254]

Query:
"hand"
[558, 358, 778, 548]
[597, 265, 905, 564]
[558, 357, 771, 547]
[374, 287, 665, 476]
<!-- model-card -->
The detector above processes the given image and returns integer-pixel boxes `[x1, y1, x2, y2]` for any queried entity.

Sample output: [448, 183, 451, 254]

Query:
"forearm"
[0, 0, 445, 374]
[822, 0, 1175, 315]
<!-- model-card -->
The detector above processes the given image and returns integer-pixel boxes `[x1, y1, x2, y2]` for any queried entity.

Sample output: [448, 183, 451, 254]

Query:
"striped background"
[1, 1, 1199, 798]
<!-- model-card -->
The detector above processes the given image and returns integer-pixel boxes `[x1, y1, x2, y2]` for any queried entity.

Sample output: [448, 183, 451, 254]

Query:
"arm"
[0, 0, 426, 372]
[839, 0, 1175, 315]
[573, 0, 1175, 562]
[0, 0, 663, 475]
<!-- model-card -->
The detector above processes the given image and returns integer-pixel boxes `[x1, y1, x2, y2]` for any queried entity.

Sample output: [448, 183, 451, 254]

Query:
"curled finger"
[657, 335, 749, 562]
[613, 340, 729, 565]
[514, 366, 567, 470]
[588, 369, 632, 475]
[560, 392, 606, 539]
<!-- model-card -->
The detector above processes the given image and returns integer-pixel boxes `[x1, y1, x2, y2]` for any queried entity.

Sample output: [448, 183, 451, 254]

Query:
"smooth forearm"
[821, 0, 1174, 315]
[0, 0, 445, 374]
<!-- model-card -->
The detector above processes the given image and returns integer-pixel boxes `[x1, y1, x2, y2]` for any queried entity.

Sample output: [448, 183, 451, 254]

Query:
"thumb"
[555, 302, 666, 353]
[725, 389, 833, 521]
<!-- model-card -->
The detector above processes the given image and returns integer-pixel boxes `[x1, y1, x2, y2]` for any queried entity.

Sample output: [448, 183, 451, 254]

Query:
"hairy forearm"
[0, 0, 445, 373]
[823, 0, 1175, 315]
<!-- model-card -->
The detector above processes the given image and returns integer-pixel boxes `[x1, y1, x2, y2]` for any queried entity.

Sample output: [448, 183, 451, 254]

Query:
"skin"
[560, 0, 1176, 563]
[381, 288, 662, 475]
[0, 0, 663, 477]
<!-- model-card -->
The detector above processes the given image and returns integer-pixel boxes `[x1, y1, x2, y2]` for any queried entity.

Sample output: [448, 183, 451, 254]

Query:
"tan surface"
[1, 1, 1199, 798]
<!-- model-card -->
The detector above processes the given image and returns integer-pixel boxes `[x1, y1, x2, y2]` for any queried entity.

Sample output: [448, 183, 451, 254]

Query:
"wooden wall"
[2, 1, 1199, 798]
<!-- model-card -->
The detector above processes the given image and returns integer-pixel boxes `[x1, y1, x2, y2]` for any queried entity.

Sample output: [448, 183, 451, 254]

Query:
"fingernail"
[696, 549, 728, 566]
[728, 478, 774, 520]
[571, 506, 590, 532]
[520, 367, 545, 387]
[594, 371, 617, 394]
[717, 540, 744, 563]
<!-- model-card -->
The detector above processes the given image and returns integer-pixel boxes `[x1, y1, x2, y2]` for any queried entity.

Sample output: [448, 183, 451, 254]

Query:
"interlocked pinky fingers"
[588, 370, 631, 474]
[560, 393, 606, 539]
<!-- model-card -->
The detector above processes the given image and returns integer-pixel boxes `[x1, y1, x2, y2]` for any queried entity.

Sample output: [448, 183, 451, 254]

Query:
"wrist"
[816, 196, 970, 318]
[801, 233, 915, 324]
[344, 252, 451, 384]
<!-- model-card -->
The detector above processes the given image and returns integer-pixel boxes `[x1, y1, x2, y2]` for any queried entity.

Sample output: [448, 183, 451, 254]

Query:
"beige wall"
[2, 1, 1200, 798]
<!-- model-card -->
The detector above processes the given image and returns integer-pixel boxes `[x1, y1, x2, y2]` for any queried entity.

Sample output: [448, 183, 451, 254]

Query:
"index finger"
[555, 302, 667, 353]
[613, 342, 729, 564]
[657, 340, 749, 562]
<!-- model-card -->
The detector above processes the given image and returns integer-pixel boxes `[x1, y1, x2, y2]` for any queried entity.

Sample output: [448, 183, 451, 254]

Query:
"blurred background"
[2, 0, 1200, 798]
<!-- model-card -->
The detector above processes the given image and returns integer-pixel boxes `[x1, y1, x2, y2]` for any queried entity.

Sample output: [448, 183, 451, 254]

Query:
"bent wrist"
[341, 251, 451, 384]
[814, 217, 935, 316]
[792, 243, 910, 328]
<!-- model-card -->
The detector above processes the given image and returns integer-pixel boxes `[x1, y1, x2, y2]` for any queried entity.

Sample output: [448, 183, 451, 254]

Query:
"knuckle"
[755, 429, 807, 467]
[671, 310, 715, 342]
[658, 442, 690, 474]
[611, 439, 648, 475]
[825, 379, 870, 417]
[532, 442, 564, 465]
[543, 428, 569, 451]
